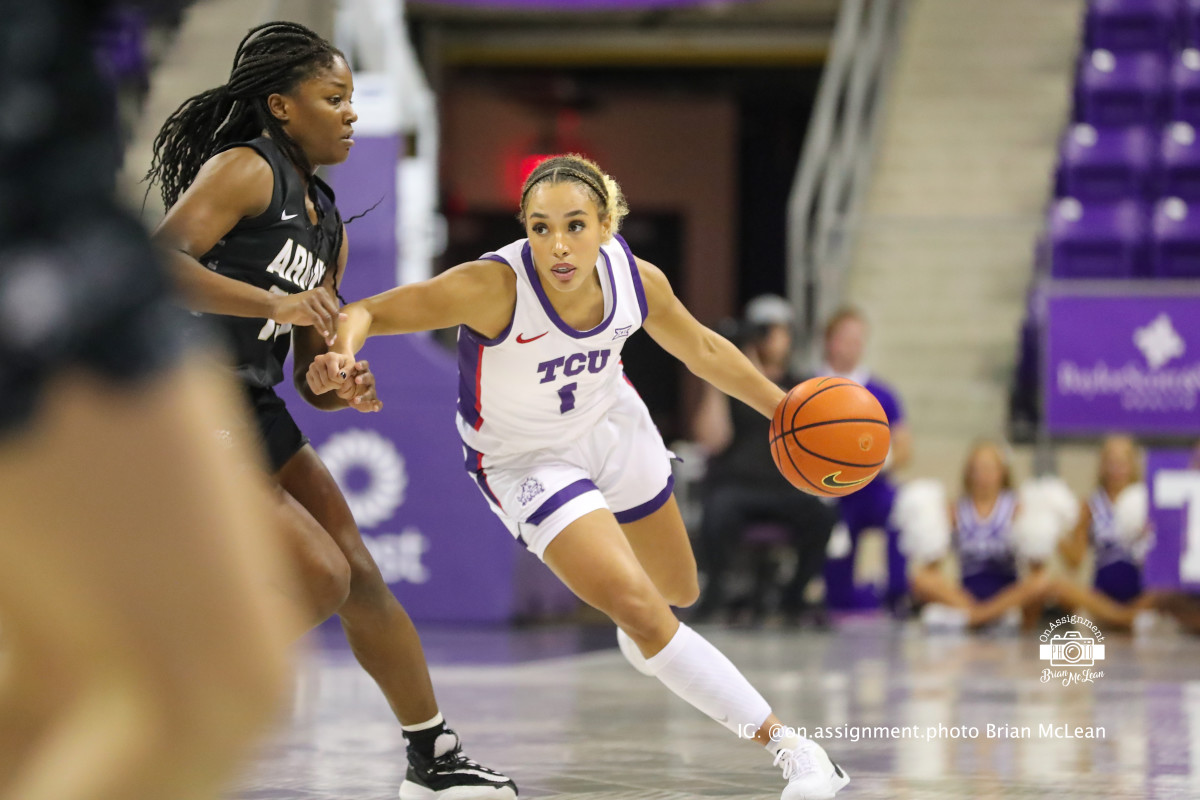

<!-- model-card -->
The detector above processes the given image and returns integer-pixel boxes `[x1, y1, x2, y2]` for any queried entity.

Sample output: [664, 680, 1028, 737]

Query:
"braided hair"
[518, 154, 629, 236]
[146, 21, 345, 210]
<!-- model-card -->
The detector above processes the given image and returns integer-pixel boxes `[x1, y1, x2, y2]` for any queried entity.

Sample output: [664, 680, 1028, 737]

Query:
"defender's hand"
[336, 360, 383, 413]
[306, 351, 354, 395]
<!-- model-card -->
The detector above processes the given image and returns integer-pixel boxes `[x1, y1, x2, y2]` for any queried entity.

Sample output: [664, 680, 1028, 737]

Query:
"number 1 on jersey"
[557, 383, 578, 414]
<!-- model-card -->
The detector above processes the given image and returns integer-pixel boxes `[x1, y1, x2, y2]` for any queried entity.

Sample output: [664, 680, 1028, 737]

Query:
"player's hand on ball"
[337, 360, 383, 413]
[307, 351, 354, 395]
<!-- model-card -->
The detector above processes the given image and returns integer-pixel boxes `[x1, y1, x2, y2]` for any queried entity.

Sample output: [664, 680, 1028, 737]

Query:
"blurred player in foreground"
[0, 1, 294, 799]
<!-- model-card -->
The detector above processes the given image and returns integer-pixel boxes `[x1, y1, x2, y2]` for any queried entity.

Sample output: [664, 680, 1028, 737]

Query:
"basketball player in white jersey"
[310, 155, 849, 800]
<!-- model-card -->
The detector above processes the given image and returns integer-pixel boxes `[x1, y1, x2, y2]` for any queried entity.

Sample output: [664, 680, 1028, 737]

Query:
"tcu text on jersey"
[258, 237, 328, 341]
[537, 350, 611, 383]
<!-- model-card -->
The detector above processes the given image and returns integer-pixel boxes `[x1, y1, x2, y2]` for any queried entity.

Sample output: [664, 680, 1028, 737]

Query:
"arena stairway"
[843, 0, 1088, 486]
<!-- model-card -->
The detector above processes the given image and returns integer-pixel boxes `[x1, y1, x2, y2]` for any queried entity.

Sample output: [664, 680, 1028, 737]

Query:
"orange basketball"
[769, 377, 891, 498]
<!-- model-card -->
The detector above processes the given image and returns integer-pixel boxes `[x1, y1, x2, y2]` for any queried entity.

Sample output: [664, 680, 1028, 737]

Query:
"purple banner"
[1045, 293, 1200, 435]
[277, 133, 523, 623]
[1144, 449, 1200, 591]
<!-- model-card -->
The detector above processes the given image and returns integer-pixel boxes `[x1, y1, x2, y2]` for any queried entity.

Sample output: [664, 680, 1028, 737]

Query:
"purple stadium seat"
[1151, 197, 1200, 276]
[1160, 121, 1200, 199]
[1076, 49, 1167, 126]
[1049, 197, 1147, 278]
[1058, 123, 1155, 201]
[1170, 49, 1200, 125]
[1187, 0, 1200, 48]
[1086, 0, 1178, 53]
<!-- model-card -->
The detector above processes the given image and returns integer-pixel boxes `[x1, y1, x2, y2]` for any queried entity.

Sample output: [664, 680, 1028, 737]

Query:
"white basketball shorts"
[461, 379, 675, 560]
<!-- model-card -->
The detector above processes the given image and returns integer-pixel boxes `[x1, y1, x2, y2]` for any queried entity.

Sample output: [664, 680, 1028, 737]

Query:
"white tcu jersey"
[456, 235, 648, 459]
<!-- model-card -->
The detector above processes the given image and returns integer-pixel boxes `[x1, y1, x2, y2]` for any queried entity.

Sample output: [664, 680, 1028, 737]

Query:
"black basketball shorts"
[240, 385, 310, 474]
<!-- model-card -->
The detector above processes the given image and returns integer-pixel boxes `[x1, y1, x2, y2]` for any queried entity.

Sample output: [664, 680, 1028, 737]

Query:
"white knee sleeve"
[617, 627, 655, 676]
[643, 622, 772, 736]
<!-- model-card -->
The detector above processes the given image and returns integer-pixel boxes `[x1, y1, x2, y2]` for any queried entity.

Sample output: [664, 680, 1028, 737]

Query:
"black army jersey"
[200, 136, 343, 388]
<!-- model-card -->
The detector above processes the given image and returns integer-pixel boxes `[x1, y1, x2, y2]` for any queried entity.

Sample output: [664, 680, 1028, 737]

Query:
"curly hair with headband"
[518, 154, 630, 236]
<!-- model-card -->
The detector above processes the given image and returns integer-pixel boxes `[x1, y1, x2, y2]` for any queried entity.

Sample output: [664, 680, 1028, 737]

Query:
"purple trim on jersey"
[614, 474, 675, 524]
[527, 479, 599, 525]
[616, 233, 648, 323]
[476, 472, 501, 509]
[521, 241, 618, 339]
[955, 492, 1018, 582]
[462, 443, 502, 508]
[864, 378, 904, 426]
[460, 254, 515, 346]
[456, 334, 484, 430]
[462, 442, 485, 473]
[461, 318, 513, 348]
[1088, 488, 1140, 570]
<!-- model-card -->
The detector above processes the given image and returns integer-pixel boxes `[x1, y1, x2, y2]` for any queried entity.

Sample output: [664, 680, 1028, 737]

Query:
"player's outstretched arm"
[308, 260, 516, 396]
[638, 257, 785, 419]
[334, 259, 516, 351]
[293, 228, 381, 411]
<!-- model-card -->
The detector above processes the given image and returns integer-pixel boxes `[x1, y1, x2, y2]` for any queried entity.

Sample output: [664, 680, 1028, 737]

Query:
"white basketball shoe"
[775, 737, 849, 800]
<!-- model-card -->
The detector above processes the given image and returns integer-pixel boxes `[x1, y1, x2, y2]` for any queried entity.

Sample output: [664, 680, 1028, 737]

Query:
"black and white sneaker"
[399, 728, 517, 800]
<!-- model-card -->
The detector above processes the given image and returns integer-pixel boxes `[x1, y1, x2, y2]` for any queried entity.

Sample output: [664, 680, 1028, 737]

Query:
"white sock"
[643, 622, 772, 736]
[401, 711, 444, 732]
[617, 627, 654, 676]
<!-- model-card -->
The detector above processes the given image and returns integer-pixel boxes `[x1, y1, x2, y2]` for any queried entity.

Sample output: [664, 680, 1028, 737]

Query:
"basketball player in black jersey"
[146, 22, 516, 800]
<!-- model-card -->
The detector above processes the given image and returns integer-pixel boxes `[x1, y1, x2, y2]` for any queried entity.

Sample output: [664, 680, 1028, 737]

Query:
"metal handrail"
[786, 0, 904, 362]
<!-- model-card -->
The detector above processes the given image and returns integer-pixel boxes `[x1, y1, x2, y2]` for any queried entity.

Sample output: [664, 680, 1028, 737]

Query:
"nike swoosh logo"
[516, 332, 548, 343]
[441, 768, 511, 782]
[821, 471, 873, 490]
[281, 211, 299, 221]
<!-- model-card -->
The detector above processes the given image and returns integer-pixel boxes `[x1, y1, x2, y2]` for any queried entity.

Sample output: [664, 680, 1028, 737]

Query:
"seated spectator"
[692, 295, 837, 626]
[818, 307, 912, 611]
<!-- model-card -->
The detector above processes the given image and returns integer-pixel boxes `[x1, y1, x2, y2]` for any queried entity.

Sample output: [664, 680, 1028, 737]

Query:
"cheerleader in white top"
[1048, 436, 1163, 630]
[1047, 438, 1200, 635]
[1060, 436, 1148, 603]
[896, 441, 1058, 630]
[312, 155, 848, 800]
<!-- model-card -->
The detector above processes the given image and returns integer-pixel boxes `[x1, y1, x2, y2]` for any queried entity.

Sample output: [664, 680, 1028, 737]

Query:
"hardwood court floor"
[235, 617, 1200, 799]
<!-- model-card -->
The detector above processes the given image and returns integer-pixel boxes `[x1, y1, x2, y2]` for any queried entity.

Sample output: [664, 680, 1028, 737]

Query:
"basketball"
[769, 377, 891, 498]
